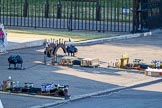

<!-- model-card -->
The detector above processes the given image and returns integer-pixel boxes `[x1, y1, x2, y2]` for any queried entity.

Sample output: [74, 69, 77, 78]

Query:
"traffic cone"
[0, 99, 4, 108]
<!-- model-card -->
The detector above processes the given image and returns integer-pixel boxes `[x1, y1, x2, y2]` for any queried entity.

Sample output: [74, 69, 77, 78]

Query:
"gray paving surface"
[49, 80, 162, 108]
[0, 30, 162, 108]
[0, 94, 55, 108]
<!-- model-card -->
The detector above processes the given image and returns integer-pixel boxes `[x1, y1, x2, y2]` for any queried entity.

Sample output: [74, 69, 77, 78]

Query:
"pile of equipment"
[132, 59, 149, 70]
[43, 38, 78, 65]
[60, 56, 99, 67]
[0, 77, 70, 98]
[110, 54, 129, 68]
[43, 38, 99, 67]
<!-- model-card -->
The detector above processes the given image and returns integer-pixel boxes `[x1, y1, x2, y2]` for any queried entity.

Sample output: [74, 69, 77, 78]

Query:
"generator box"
[81, 58, 99, 67]
[60, 56, 77, 66]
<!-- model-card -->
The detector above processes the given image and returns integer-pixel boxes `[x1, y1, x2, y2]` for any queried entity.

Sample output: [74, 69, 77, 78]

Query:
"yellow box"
[120, 58, 129, 68]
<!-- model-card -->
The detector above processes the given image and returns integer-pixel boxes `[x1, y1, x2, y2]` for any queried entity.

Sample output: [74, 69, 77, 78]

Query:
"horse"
[66, 45, 78, 56]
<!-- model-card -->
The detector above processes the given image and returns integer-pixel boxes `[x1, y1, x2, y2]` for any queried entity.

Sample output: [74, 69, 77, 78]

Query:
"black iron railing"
[1, 0, 161, 32]
[132, 0, 162, 33]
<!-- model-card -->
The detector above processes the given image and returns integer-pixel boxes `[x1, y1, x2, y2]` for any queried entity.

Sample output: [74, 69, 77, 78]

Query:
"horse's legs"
[14, 64, 16, 69]
[9, 63, 11, 68]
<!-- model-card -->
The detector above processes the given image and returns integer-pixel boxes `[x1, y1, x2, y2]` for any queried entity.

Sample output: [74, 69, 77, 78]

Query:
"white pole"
[0, 99, 4, 108]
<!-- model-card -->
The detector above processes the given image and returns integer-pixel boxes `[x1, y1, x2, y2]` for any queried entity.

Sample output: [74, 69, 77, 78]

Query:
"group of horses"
[44, 42, 78, 58]
[7, 41, 77, 69]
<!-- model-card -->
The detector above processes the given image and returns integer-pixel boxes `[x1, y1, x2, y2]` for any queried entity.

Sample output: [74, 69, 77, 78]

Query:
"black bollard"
[45, 0, 49, 18]
[57, 0, 62, 19]
[68, 13, 72, 31]
[23, 0, 28, 17]
[96, 1, 101, 21]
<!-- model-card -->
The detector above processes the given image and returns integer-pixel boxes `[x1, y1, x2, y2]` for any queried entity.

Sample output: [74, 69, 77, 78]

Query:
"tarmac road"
[0, 31, 162, 108]
[50, 80, 162, 108]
